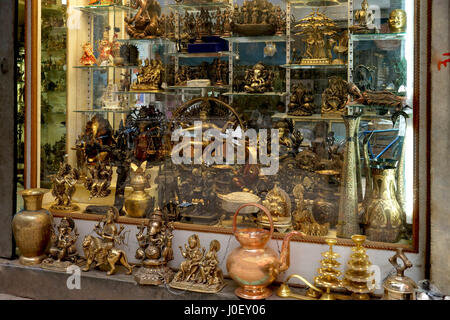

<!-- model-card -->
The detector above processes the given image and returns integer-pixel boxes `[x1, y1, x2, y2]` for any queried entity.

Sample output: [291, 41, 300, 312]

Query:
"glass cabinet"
[31, 0, 419, 249]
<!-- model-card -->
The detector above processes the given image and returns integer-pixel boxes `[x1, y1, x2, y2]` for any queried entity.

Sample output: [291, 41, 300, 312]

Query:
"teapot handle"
[389, 248, 413, 277]
[232, 203, 273, 237]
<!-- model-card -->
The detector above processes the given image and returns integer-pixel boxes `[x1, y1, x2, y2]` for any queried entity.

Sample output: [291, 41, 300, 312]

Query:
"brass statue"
[350, 0, 377, 34]
[41, 217, 79, 271]
[82, 207, 134, 275]
[131, 57, 164, 91]
[84, 162, 113, 200]
[134, 209, 175, 285]
[124, 0, 163, 39]
[389, 9, 407, 33]
[321, 76, 349, 114]
[50, 160, 80, 212]
[288, 82, 316, 116]
[170, 234, 225, 293]
[243, 62, 274, 93]
[259, 183, 292, 232]
[295, 10, 338, 65]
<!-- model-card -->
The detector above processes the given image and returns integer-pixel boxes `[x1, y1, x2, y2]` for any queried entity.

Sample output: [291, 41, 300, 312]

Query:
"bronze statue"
[41, 217, 79, 271]
[134, 209, 175, 285]
[50, 160, 80, 212]
[82, 207, 134, 275]
[124, 0, 163, 39]
[259, 183, 293, 232]
[84, 162, 113, 200]
[131, 57, 164, 91]
[288, 82, 316, 116]
[243, 62, 274, 93]
[350, 0, 377, 34]
[321, 76, 350, 114]
[170, 234, 225, 293]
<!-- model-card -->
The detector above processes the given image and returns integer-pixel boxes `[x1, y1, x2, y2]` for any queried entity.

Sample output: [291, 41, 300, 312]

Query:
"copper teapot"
[226, 203, 302, 299]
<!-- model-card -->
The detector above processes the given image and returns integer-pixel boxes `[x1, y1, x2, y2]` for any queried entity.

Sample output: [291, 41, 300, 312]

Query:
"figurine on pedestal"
[134, 209, 174, 285]
[80, 42, 96, 66]
[243, 63, 274, 93]
[170, 234, 225, 293]
[288, 82, 316, 116]
[350, 0, 377, 34]
[82, 207, 134, 275]
[50, 159, 80, 212]
[41, 217, 79, 271]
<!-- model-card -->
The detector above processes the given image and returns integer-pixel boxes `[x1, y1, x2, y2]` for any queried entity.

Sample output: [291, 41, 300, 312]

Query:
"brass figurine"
[134, 209, 175, 285]
[124, 0, 163, 39]
[82, 207, 134, 275]
[321, 76, 349, 114]
[295, 10, 338, 65]
[388, 9, 407, 33]
[50, 160, 80, 212]
[41, 217, 79, 271]
[243, 62, 274, 93]
[342, 235, 375, 300]
[170, 234, 225, 293]
[260, 183, 292, 232]
[350, 0, 377, 34]
[131, 57, 164, 91]
[84, 162, 113, 200]
[288, 82, 316, 116]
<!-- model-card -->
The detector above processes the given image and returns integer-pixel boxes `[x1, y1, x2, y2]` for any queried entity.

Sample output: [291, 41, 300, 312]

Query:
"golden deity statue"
[125, 0, 162, 39]
[131, 57, 164, 91]
[388, 9, 407, 33]
[295, 10, 338, 65]
[82, 207, 134, 275]
[50, 159, 80, 212]
[243, 62, 274, 93]
[169, 234, 225, 293]
[350, 0, 377, 34]
[259, 183, 293, 232]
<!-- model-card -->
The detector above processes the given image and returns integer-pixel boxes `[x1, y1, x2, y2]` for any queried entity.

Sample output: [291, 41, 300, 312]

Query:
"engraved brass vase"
[337, 115, 361, 238]
[12, 189, 53, 265]
[364, 166, 403, 243]
[226, 203, 302, 300]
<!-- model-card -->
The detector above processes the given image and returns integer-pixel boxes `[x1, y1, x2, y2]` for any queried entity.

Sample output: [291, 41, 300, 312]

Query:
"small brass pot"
[12, 189, 53, 265]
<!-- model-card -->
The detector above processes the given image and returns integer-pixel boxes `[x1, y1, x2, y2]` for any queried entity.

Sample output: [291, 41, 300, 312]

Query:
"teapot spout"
[279, 231, 303, 272]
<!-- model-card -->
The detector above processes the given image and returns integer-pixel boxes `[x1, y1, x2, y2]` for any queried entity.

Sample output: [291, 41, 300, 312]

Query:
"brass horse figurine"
[82, 235, 134, 275]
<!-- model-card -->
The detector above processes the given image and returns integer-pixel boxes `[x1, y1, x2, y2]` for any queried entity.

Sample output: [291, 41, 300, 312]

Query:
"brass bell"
[382, 248, 417, 300]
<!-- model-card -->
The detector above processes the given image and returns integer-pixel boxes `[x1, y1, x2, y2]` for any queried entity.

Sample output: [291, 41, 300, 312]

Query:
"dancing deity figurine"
[80, 42, 96, 66]
[50, 160, 80, 212]
[84, 162, 113, 200]
[131, 57, 164, 91]
[243, 63, 274, 93]
[41, 217, 79, 271]
[82, 207, 134, 275]
[350, 0, 377, 34]
[125, 0, 162, 39]
[134, 209, 175, 285]
[169, 234, 225, 293]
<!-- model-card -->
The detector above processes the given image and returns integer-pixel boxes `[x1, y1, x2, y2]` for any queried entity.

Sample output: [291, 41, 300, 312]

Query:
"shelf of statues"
[72, 3, 137, 16]
[168, 1, 230, 11]
[272, 112, 390, 122]
[172, 51, 237, 58]
[350, 33, 406, 42]
[223, 91, 287, 97]
[167, 84, 231, 91]
[221, 35, 288, 43]
[73, 65, 139, 70]
[281, 64, 347, 70]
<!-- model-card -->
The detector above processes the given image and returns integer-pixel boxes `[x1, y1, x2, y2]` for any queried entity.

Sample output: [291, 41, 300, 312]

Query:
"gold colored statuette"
[342, 235, 375, 300]
[350, 0, 377, 34]
[314, 238, 342, 300]
[243, 62, 274, 93]
[130, 57, 164, 91]
[84, 162, 113, 200]
[295, 9, 338, 65]
[82, 207, 134, 275]
[170, 234, 225, 293]
[50, 158, 80, 212]
[41, 217, 80, 271]
[321, 76, 349, 114]
[259, 183, 292, 232]
[124, 0, 164, 39]
[288, 83, 316, 116]
[134, 209, 175, 285]
[388, 9, 407, 33]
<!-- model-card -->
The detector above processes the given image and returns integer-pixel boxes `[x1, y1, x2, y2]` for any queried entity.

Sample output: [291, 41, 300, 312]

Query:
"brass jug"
[364, 165, 403, 243]
[125, 161, 152, 218]
[12, 189, 53, 265]
[226, 203, 302, 300]
[383, 248, 417, 300]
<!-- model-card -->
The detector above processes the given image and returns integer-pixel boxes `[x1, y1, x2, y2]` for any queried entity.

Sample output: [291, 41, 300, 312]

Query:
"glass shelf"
[223, 92, 288, 97]
[272, 112, 390, 121]
[168, 2, 230, 11]
[173, 51, 236, 58]
[167, 85, 230, 91]
[113, 90, 176, 95]
[221, 35, 287, 43]
[350, 33, 407, 41]
[73, 65, 138, 70]
[282, 64, 347, 70]
[72, 4, 136, 15]
[73, 109, 133, 114]
[116, 38, 175, 45]
[288, 0, 346, 8]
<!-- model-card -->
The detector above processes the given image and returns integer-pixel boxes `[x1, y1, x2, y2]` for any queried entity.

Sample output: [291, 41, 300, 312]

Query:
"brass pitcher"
[125, 161, 153, 218]
[337, 114, 361, 238]
[364, 165, 403, 243]
[226, 203, 302, 300]
[12, 189, 53, 265]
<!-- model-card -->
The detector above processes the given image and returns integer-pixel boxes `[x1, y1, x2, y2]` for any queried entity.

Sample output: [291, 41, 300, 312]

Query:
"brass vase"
[125, 162, 153, 218]
[337, 115, 361, 238]
[12, 189, 53, 265]
[364, 166, 403, 243]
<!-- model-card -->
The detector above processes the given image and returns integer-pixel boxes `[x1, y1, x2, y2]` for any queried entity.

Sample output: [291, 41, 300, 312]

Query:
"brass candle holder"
[314, 238, 342, 300]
